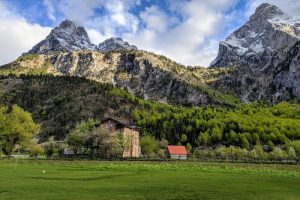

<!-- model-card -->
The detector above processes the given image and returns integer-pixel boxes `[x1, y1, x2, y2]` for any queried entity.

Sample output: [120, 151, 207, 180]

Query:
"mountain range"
[1, 3, 300, 105]
[24, 19, 137, 55]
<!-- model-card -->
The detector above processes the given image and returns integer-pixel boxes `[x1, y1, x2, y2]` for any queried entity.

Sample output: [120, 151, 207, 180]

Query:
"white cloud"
[43, 0, 56, 21]
[125, 0, 238, 66]
[58, 0, 101, 25]
[140, 6, 169, 32]
[58, 0, 139, 35]
[0, 1, 51, 65]
[87, 28, 110, 44]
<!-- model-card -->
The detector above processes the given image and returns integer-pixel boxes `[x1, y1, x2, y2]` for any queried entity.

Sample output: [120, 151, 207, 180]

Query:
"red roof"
[167, 145, 188, 155]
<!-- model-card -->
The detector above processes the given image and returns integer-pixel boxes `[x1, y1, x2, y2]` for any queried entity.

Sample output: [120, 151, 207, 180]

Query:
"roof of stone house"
[99, 117, 137, 130]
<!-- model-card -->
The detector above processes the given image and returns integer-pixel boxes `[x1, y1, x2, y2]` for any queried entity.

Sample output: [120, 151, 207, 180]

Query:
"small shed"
[167, 145, 188, 160]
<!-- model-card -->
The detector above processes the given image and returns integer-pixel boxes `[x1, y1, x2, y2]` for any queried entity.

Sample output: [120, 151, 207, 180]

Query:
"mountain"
[97, 37, 138, 51]
[2, 16, 237, 107]
[0, 51, 239, 107]
[24, 20, 96, 54]
[211, 3, 299, 67]
[3, 4, 300, 105]
[24, 20, 138, 55]
[210, 3, 300, 103]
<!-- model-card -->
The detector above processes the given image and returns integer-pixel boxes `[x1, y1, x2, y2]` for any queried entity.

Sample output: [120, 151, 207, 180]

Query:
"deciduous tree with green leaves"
[0, 105, 40, 156]
[140, 135, 158, 157]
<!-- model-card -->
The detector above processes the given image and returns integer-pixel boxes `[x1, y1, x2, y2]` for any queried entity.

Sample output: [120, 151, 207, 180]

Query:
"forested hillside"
[0, 74, 299, 150]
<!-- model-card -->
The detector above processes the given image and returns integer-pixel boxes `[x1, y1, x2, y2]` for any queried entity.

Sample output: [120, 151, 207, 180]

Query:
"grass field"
[0, 160, 300, 200]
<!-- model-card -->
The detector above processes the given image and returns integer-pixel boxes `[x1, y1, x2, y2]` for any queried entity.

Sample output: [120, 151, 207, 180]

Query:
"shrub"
[287, 141, 300, 156]
[216, 146, 229, 160]
[30, 144, 44, 157]
[140, 135, 158, 157]
[44, 143, 56, 158]
[193, 149, 211, 159]
[270, 147, 288, 160]
[287, 147, 297, 159]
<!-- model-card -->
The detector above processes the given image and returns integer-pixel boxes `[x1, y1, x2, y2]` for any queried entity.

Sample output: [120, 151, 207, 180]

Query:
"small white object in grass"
[42, 170, 46, 174]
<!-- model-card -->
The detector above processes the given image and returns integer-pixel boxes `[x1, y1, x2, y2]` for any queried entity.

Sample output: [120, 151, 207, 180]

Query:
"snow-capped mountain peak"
[210, 3, 300, 67]
[210, 3, 300, 103]
[23, 20, 138, 55]
[250, 3, 284, 21]
[24, 20, 96, 55]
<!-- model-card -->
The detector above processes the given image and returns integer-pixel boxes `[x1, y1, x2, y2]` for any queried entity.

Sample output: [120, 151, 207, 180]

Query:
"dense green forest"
[0, 74, 299, 151]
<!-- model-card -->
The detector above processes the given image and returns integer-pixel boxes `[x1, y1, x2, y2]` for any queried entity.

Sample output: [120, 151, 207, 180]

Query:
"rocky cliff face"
[210, 3, 300, 103]
[2, 51, 238, 107]
[211, 3, 299, 67]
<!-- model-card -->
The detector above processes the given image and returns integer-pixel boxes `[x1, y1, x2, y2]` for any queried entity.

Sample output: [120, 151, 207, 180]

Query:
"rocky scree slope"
[210, 3, 300, 103]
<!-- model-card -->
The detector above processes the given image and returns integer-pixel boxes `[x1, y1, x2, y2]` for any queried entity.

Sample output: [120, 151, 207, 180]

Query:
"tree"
[252, 133, 260, 145]
[83, 127, 124, 158]
[158, 139, 168, 157]
[140, 135, 157, 157]
[180, 134, 187, 144]
[211, 127, 223, 142]
[287, 147, 296, 159]
[240, 135, 250, 149]
[44, 136, 56, 158]
[197, 132, 210, 146]
[159, 139, 169, 150]
[30, 144, 44, 158]
[229, 130, 237, 143]
[111, 133, 125, 158]
[0, 105, 40, 156]
[67, 119, 97, 154]
[254, 144, 265, 159]
[268, 141, 274, 151]
[186, 143, 192, 154]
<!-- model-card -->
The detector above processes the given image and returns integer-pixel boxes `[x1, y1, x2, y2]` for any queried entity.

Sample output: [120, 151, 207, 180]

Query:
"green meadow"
[0, 160, 299, 200]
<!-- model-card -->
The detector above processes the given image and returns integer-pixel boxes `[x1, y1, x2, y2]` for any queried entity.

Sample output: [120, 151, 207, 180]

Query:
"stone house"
[99, 117, 140, 158]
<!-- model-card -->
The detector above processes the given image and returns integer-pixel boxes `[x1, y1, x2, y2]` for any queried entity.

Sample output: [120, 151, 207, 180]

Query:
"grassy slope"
[0, 160, 299, 200]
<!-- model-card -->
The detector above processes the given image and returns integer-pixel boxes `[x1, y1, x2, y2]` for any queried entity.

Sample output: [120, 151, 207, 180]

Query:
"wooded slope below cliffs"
[1, 74, 299, 148]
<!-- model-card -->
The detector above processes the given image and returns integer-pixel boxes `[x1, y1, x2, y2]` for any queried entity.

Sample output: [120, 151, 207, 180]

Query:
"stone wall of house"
[123, 127, 139, 158]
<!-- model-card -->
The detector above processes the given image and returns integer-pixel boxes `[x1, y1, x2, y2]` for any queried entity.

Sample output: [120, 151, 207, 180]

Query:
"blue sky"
[0, 0, 299, 66]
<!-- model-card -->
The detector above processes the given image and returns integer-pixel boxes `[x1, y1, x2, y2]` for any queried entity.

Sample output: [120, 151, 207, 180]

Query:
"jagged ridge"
[24, 20, 138, 55]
